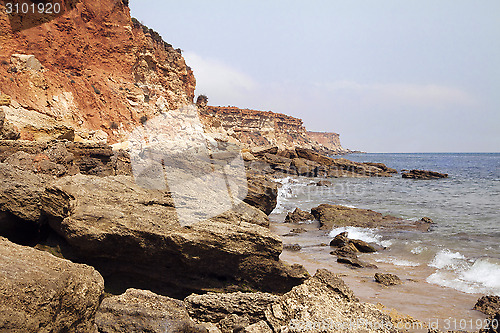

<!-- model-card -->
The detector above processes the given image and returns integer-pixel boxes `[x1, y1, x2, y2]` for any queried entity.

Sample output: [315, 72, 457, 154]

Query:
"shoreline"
[270, 216, 488, 332]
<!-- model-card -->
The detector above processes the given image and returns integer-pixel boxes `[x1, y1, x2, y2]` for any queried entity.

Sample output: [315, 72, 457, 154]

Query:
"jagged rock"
[242, 321, 273, 333]
[218, 314, 250, 333]
[250, 145, 279, 157]
[0, 94, 11, 106]
[241, 151, 256, 161]
[474, 296, 500, 316]
[311, 204, 429, 231]
[0, 108, 21, 140]
[289, 227, 307, 234]
[185, 291, 279, 330]
[0, 237, 104, 332]
[350, 238, 378, 253]
[284, 207, 314, 224]
[0, 163, 52, 228]
[41, 174, 308, 297]
[479, 312, 500, 333]
[291, 157, 319, 176]
[283, 243, 302, 251]
[244, 173, 278, 215]
[374, 273, 402, 286]
[95, 288, 207, 333]
[264, 269, 396, 333]
[316, 179, 332, 186]
[363, 162, 398, 173]
[330, 231, 350, 247]
[277, 148, 298, 159]
[402, 169, 448, 179]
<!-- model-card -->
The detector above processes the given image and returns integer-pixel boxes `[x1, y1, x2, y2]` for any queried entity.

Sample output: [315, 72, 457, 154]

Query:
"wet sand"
[271, 217, 489, 332]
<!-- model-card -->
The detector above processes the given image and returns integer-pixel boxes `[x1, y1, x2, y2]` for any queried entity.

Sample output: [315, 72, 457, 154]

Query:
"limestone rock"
[41, 174, 308, 296]
[0, 108, 20, 140]
[185, 291, 279, 328]
[374, 273, 402, 286]
[283, 243, 302, 251]
[337, 256, 378, 269]
[316, 179, 332, 186]
[402, 169, 448, 179]
[95, 288, 207, 333]
[311, 204, 429, 231]
[244, 173, 278, 215]
[242, 320, 273, 333]
[284, 207, 314, 224]
[474, 295, 500, 316]
[0, 237, 104, 332]
[264, 269, 396, 333]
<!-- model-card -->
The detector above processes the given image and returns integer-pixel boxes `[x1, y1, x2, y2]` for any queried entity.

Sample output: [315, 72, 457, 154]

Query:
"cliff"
[307, 131, 348, 154]
[0, 0, 195, 143]
[200, 106, 348, 154]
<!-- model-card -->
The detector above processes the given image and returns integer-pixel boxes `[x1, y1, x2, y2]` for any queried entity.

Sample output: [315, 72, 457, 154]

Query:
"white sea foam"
[329, 226, 392, 248]
[272, 177, 312, 214]
[426, 251, 500, 296]
[375, 257, 420, 267]
[411, 246, 426, 255]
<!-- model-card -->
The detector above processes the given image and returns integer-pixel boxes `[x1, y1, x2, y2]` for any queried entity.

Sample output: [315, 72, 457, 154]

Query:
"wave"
[375, 257, 420, 267]
[329, 226, 392, 248]
[426, 250, 500, 296]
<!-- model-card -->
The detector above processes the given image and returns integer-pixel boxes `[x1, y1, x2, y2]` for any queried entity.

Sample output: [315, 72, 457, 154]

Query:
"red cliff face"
[0, 0, 195, 143]
[200, 106, 347, 153]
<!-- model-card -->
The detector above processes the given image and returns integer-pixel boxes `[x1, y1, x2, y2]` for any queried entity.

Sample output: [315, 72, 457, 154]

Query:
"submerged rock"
[337, 256, 378, 269]
[96, 288, 207, 333]
[0, 237, 104, 332]
[374, 273, 402, 286]
[402, 169, 448, 179]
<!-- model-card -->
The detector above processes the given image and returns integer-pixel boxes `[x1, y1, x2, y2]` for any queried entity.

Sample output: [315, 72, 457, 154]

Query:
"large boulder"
[0, 108, 21, 140]
[264, 269, 397, 333]
[96, 288, 207, 333]
[311, 204, 429, 231]
[0, 237, 104, 332]
[374, 273, 402, 286]
[41, 174, 308, 297]
[402, 169, 448, 179]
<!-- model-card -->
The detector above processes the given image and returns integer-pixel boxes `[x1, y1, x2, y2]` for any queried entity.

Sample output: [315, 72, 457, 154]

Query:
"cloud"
[318, 81, 477, 110]
[184, 52, 258, 104]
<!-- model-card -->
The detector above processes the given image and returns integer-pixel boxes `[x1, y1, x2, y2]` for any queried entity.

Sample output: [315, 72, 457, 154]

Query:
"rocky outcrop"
[244, 172, 278, 215]
[329, 232, 379, 269]
[0, 107, 20, 140]
[0, 237, 104, 332]
[264, 269, 397, 333]
[96, 288, 207, 333]
[330, 232, 378, 253]
[307, 131, 349, 154]
[41, 173, 308, 297]
[311, 204, 433, 231]
[402, 169, 448, 179]
[0, 0, 195, 143]
[474, 296, 500, 316]
[284, 207, 314, 224]
[374, 273, 402, 286]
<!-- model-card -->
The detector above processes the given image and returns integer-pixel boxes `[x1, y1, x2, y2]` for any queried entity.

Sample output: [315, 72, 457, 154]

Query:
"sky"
[129, 0, 500, 152]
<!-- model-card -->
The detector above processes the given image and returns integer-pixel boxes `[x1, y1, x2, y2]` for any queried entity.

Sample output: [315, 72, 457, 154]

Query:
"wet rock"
[337, 256, 378, 269]
[330, 231, 350, 247]
[41, 174, 308, 297]
[474, 295, 500, 316]
[316, 179, 332, 186]
[265, 269, 396, 333]
[185, 291, 278, 330]
[350, 238, 378, 253]
[311, 204, 427, 231]
[0, 237, 104, 332]
[96, 288, 206, 333]
[375, 273, 402, 286]
[244, 173, 278, 215]
[289, 227, 307, 234]
[402, 169, 448, 179]
[284, 207, 314, 224]
[283, 243, 302, 251]
[363, 162, 398, 173]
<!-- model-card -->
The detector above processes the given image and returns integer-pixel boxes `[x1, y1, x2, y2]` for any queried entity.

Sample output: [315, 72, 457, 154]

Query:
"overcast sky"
[129, 0, 499, 152]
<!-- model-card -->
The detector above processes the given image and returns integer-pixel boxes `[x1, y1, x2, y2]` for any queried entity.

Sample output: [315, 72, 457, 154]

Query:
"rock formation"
[307, 131, 348, 154]
[402, 169, 448, 179]
[0, 237, 104, 332]
[374, 273, 403, 286]
[0, 0, 195, 143]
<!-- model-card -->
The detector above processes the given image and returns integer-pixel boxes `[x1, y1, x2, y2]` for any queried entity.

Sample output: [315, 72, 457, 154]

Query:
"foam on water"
[375, 256, 420, 267]
[329, 226, 392, 248]
[427, 250, 500, 295]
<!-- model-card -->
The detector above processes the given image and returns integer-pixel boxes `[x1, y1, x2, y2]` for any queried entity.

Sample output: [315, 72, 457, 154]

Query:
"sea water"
[271, 153, 500, 296]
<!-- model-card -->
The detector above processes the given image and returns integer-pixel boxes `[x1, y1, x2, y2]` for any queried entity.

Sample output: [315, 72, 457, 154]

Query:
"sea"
[270, 153, 500, 300]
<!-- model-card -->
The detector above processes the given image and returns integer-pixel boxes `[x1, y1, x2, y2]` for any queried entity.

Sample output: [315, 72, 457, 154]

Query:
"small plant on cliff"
[196, 94, 208, 108]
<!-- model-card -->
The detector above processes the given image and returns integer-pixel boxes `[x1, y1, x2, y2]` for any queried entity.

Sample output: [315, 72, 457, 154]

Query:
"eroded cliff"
[0, 0, 195, 143]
